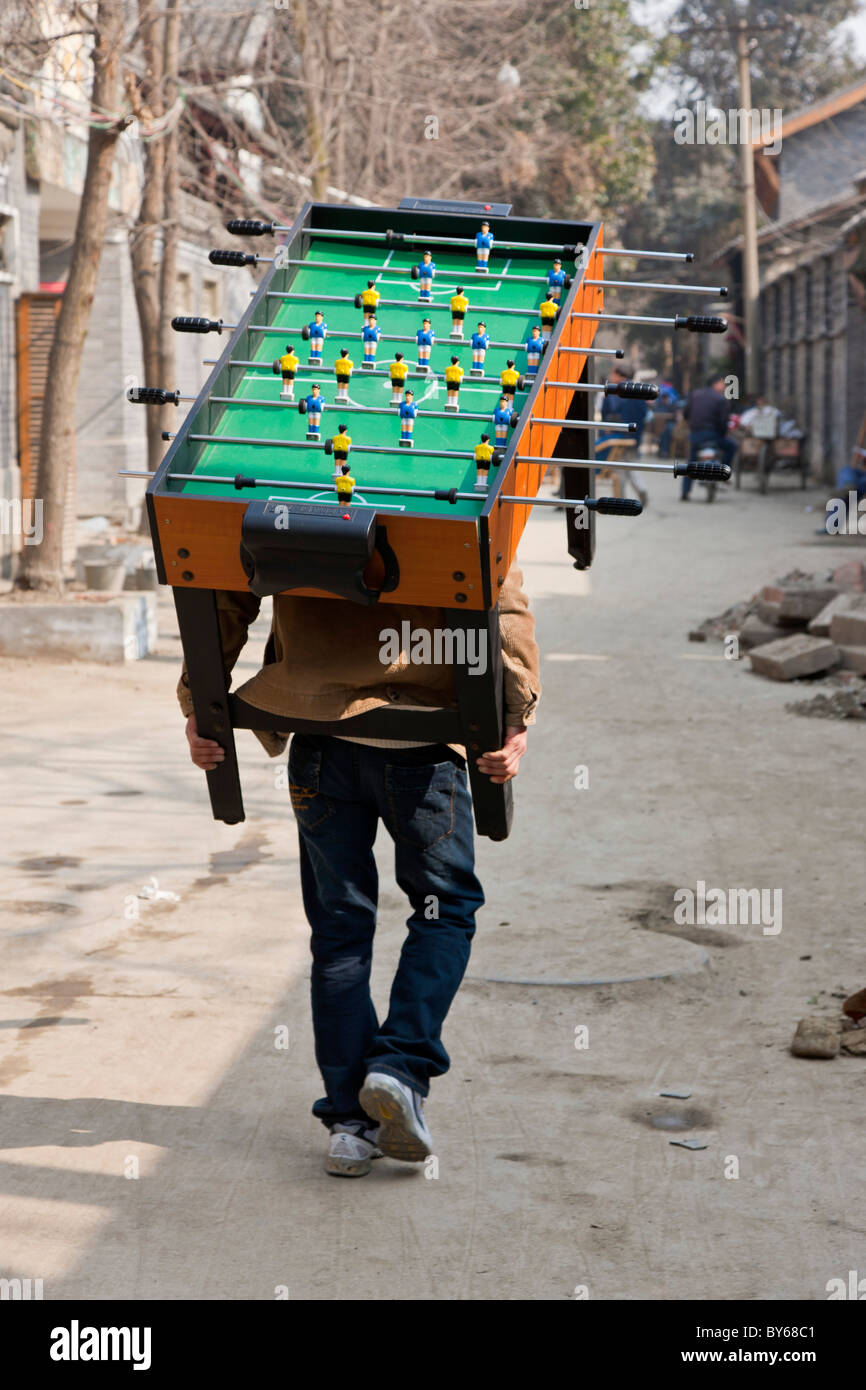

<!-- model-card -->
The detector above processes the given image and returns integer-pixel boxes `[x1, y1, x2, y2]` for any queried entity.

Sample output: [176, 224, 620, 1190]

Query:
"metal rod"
[268, 290, 540, 319]
[267, 259, 549, 286]
[572, 310, 680, 328]
[120, 466, 603, 511]
[246, 327, 534, 351]
[560, 345, 625, 357]
[518, 454, 681, 474]
[530, 418, 635, 432]
[201, 360, 523, 390]
[301, 226, 582, 255]
[207, 395, 499, 424]
[181, 432, 485, 462]
[586, 278, 727, 297]
[597, 247, 694, 262]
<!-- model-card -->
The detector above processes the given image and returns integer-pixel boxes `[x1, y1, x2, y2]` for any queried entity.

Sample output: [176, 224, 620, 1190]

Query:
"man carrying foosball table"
[129, 197, 731, 1177]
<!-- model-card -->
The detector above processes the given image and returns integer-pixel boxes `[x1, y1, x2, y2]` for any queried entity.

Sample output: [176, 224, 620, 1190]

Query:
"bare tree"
[15, 0, 127, 593]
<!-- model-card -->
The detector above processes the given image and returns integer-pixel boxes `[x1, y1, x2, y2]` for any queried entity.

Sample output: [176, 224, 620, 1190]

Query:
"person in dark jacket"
[594, 366, 649, 507]
[682, 374, 737, 499]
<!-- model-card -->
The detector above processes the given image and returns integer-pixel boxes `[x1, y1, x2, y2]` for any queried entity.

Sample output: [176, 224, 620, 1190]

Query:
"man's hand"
[185, 713, 225, 771]
[475, 726, 527, 784]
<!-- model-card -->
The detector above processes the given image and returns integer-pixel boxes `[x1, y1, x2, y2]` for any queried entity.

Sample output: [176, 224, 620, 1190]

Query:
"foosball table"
[127, 196, 730, 840]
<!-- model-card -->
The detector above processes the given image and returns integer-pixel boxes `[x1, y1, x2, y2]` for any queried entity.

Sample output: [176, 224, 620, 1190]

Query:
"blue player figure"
[470, 320, 490, 376]
[524, 324, 544, 375]
[362, 313, 381, 368]
[415, 316, 434, 372]
[299, 382, 325, 440]
[493, 394, 516, 445]
[475, 220, 494, 273]
[547, 257, 568, 304]
[303, 309, 327, 363]
[413, 250, 436, 303]
[399, 389, 417, 448]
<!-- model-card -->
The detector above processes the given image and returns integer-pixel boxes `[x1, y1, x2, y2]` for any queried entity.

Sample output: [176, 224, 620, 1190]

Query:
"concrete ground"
[1, 464, 864, 1302]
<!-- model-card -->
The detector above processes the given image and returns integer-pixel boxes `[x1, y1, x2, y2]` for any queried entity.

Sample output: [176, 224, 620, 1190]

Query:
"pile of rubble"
[691, 560, 866, 718]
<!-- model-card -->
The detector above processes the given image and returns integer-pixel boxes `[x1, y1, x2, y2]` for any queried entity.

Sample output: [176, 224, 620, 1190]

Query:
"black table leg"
[173, 588, 245, 824]
[446, 605, 513, 841]
[557, 358, 595, 570]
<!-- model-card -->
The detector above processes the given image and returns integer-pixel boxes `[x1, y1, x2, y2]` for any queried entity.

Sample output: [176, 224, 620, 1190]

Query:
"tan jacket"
[177, 565, 541, 756]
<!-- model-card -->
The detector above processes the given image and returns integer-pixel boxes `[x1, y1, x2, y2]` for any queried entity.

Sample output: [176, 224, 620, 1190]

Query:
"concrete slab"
[0, 593, 157, 663]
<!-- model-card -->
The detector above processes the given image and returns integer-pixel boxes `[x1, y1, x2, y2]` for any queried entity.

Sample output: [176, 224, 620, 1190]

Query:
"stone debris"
[748, 634, 838, 681]
[791, 1017, 841, 1058]
[693, 562, 866, 707]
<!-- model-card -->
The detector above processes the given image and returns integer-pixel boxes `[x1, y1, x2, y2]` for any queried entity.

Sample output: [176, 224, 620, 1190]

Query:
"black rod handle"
[209, 248, 256, 267]
[594, 496, 643, 515]
[674, 314, 728, 333]
[127, 386, 180, 405]
[675, 459, 732, 482]
[171, 316, 223, 334]
[226, 219, 273, 236]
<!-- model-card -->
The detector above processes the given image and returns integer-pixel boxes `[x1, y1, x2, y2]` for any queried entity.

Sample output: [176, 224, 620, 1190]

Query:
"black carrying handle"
[209, 248, 257, 267]
[606, 380, 658, 400]
[226, 219, 273, 236]
[172, 316, 223, 335]
[127, 386, 180, 405]
[674, 314, 728, 334]
[675, 459, 733, 482]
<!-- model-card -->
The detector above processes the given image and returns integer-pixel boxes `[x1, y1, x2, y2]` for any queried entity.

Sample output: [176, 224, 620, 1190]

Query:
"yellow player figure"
[539, 292, 558, 342]
[444, 355, 464, 412]
[334, 347, 354, 404]
[500, 358, 520, 401]
[335, 462, 355, 506]
[275, 343, 299, 400]
[450, 286, 469, 339]
[474, 433, 496, 491]
[329, 424, 352, 485]
[389, 351, 410, 406]
[357, 280, 381, 325]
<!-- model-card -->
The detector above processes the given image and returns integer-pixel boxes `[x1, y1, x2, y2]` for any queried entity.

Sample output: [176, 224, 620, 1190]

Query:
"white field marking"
[374, 249, 395, 283]
[305, 490, 407, 511]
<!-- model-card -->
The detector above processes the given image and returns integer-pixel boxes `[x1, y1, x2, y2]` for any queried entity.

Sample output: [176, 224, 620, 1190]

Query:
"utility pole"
[736, 19, 761, 396]
[675, 16, 789, 400]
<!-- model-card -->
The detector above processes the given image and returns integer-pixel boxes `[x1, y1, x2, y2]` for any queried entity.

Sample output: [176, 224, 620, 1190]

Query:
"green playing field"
[179, 235, 557, 518]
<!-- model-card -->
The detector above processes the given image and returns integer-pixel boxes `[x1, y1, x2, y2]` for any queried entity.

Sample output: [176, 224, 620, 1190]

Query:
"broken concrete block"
[829, 597, 866, 646]
[761, 585, 784, 603]
[832, 559, 866, 592]
[739, 614, 783, 649]
[840, 1030, 866, 1055]
[808, 593, 858, 636]
[778, 585, 840, 622]
[756, 599, 784, 626]
[837, 646, 866, 674]
[749, 633, 839, 681]
[843, 987, 866, 1022]
[791, 1018, 840, 1058]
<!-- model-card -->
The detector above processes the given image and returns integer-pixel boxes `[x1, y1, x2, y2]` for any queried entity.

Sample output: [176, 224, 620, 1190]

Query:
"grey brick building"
[718, 80, 866, 485]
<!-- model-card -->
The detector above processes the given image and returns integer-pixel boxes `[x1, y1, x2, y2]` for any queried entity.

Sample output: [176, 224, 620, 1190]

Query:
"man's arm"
[178, 589, 263, 770]
[477, 564, 540, 783]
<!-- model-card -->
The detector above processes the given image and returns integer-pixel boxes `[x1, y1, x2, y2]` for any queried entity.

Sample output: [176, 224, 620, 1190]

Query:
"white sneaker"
[359, 1072, 433, 1162]
[325, 1122, 383, 1178]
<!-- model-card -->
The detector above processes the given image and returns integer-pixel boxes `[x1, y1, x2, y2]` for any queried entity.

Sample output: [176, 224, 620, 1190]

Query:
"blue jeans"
[288, 734, 484, 1129]
[683, 429, 737, 496]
